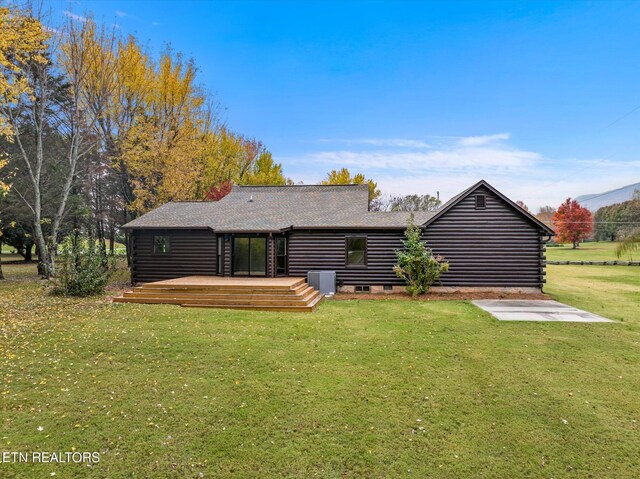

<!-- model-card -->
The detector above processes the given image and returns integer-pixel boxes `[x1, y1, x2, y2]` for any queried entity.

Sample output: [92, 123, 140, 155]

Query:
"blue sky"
[46, 0, 640, 209]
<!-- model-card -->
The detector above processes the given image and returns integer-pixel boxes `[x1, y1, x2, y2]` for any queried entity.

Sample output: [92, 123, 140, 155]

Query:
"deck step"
[116, 294, 319, 307]
[128, 285, 310, 296]
[123, 288, 317, 301]
[113, 277, 322, 312]
[141, 278, 306, 291]
[122, 289, 320, 301]
[182, 295, 323, 312]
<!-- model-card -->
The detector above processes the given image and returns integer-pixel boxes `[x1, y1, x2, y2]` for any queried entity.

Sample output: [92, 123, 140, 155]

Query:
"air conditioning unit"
[307, 271, 336, 295]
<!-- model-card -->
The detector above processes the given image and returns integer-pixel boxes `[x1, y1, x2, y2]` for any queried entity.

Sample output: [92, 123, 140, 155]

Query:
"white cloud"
[152, 22, 161, 26]
[577, 159, 640, 168]
[458, 133, 510, 146]
[297, 134, 539, 172]
[316, 138, 431, 148]
[115, 10, 127, 17]
[279, 132, 640, 211]
[63, 10, 87, 23]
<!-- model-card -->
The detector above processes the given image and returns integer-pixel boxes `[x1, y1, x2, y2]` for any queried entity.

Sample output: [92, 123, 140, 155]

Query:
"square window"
[153, 236, 170, 254]
[346, 237, 367, 266]
[475, 194, 486, 209]
[355, 285, 370, 293]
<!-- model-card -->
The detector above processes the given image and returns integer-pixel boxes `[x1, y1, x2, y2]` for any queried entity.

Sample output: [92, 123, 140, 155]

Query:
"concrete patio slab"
[472, 299, 614, 322]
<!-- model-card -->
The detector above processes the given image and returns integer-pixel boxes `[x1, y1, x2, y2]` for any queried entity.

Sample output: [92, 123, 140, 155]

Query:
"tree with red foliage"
[552, 198, 593, 248]
[204, 180, 233, 201]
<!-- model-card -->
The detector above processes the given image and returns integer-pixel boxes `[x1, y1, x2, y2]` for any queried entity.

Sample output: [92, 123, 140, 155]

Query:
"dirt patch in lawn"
[332, 291, 550, 301]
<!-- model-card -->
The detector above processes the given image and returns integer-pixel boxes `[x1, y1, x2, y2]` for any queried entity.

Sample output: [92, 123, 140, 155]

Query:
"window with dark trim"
[346, 236, 367, 266]
[153, 235, 170, 254]
[217, 236, 224, 274]
[475, 194, 486, 209]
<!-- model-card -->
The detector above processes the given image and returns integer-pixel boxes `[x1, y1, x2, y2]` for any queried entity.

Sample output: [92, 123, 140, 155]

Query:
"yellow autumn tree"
[65, 16, 290, 218]
[240, 151, 290, 185]
[321, 168, 381, 201]
[0, 6, 60, 277]
[68, 23, 210, 214]
[197, 128, 289, 195]
[116, 47, 209, 212]
[0, 154, 10, 195]
[199, 127, 243, 188]
[0, 6, 49, 138]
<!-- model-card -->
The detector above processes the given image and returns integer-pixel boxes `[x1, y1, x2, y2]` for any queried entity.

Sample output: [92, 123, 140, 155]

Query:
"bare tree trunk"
[0, 239, 5, 280]
[16, 83, 53, 277]
[108, 227, 115, 254]
[48, 22, 91, 276]
[34, 226, 50, 276]
[49, 133, 81, 274]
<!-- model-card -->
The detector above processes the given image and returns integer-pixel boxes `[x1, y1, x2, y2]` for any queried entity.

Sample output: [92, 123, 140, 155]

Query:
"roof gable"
[423, 180, 555, 235]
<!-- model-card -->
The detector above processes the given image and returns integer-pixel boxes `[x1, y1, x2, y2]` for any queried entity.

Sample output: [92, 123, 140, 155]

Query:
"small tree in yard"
[552, 198, 593, 248]
[394, 217, 448, 298]
[51, 234, 115, 296]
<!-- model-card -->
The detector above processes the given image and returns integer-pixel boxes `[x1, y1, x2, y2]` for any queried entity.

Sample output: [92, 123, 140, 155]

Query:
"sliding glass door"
[232, 236, 267, 276]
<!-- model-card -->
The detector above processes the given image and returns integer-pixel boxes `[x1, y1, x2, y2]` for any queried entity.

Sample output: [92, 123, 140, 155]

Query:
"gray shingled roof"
[122, 184, 435, 232]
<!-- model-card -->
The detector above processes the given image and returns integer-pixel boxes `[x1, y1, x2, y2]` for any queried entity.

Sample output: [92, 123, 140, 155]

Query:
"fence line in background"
[547, 260, 640, 266]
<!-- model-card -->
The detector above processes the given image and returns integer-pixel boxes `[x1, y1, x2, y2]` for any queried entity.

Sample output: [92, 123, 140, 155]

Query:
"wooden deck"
[113, 276, 323, 312]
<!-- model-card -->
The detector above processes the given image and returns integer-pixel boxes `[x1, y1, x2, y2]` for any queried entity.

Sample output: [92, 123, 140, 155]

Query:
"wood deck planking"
[113, 276, 322, 312]
[144, 276, 305, 288]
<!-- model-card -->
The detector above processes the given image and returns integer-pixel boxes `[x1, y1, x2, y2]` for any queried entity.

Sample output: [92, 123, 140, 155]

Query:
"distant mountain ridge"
[576, 182, 640, 211]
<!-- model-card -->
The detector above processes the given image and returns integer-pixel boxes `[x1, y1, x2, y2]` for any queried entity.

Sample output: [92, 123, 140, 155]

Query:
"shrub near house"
[51, 235, 115, 296]
[394, 217, 448, 297]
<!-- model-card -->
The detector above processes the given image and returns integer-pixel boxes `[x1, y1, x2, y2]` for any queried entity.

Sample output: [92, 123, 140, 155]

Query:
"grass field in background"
[1, 242, 127, 256]
[0, 253, 23, 263]
[546, 241, 626, 262]
[1, 260, 639, 478]
[546, 264, 640, 323]
[1, 242, 23, 256]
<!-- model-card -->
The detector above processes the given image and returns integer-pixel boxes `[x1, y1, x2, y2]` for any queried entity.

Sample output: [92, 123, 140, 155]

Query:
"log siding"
[132, 229, 216, 283]
[288, 231, 406, 286]
[287, 186, 547, 289]
[423, 185, 546, 288]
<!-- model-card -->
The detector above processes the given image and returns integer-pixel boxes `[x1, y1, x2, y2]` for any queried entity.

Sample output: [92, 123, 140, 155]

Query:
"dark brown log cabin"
[123, 180, 554, 292]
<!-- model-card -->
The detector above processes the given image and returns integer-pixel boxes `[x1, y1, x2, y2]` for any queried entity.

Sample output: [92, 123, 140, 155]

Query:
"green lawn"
[1, 262, 639, 478]
[546, 241, 628, 262]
